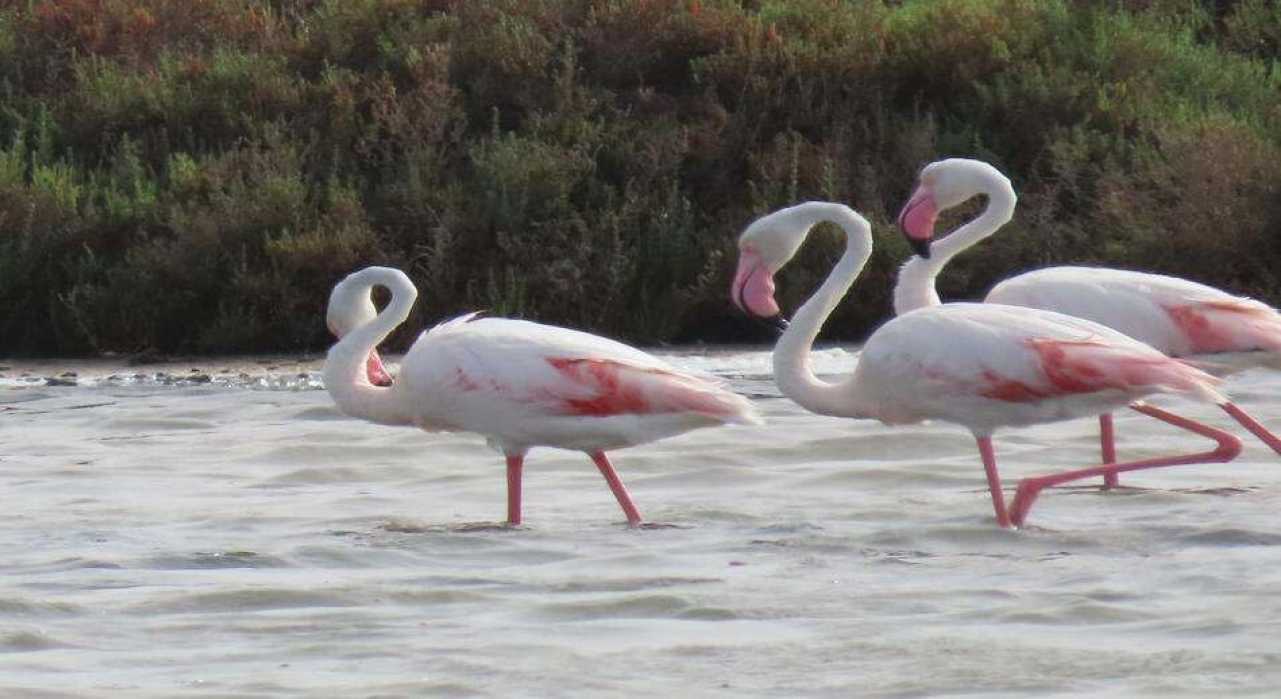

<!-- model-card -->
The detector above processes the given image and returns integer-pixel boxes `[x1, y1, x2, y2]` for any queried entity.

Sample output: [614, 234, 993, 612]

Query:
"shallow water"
[2, 348, 1281, 697]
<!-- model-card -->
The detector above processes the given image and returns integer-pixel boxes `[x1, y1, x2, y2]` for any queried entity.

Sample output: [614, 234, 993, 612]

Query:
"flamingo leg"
[975, 437, 1012, 528]
[1220, 402, 1281, 455]
[1008, 403, 1242, 527]
[1100, 413, 1119, 489]
[589, 451, 643, 527]
[505, 454, 523, 526]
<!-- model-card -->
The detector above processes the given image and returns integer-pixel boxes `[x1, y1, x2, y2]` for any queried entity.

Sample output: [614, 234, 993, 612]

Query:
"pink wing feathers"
[543, 357, 759, 423]
[988, 267, 1281, 357]
[1164, 299, 1281, 355]
[978, 337, 1225, 404]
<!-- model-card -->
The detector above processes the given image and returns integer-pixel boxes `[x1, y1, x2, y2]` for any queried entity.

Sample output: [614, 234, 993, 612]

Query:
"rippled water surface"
[3, 349, 1281, 697]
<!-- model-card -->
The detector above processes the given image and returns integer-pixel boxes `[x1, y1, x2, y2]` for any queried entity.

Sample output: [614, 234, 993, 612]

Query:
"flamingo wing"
[537, 356, 759, 420]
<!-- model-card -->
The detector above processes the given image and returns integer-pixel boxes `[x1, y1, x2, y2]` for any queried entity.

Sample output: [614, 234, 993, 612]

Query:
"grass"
[0, 0, 1279, 355]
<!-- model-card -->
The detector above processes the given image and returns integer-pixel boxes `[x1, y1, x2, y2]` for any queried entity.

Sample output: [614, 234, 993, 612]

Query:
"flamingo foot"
[1220, 402, 1281, 456]
[590, 451, 643, 527]
[1008, 403, 1242, 527]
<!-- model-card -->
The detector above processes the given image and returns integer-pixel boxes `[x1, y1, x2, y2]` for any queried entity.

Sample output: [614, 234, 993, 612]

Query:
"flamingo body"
[395, 313, 756, 453]
[987, 266, 1281, 358]
[852, 303, 1223, 435]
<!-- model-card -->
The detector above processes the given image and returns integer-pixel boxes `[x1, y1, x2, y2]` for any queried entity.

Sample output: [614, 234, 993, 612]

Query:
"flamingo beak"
[731, 249, 789, 334]
[760, 314, 790, 333]
[898, 185, 937, 259]
[366, 350, 393, 387]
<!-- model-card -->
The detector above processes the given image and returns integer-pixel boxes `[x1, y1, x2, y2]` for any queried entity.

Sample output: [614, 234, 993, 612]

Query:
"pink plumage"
[545, 357, 752, 420]
[975, 337, 1219, 403]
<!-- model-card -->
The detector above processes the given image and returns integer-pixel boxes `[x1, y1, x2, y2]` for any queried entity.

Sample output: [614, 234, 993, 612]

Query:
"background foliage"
[1, 0, 1279, 355]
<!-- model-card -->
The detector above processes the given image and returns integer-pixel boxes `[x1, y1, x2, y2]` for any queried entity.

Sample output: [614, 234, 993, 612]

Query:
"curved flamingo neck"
[323, 268, 417, 426]
[893, 176, 1016, 315]
[773, 203, 872, 418]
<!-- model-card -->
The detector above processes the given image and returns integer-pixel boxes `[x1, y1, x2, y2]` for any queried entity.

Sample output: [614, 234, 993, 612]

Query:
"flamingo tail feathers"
[1167, 300, 1281, 355]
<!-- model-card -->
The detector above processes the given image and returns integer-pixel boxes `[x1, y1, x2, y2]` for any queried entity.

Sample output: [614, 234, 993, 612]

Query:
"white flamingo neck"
[892, 177, 1017, 315]
[893, 257, 944, 315]
[773, 204, 870, 418]
[323, 268, 418, 427]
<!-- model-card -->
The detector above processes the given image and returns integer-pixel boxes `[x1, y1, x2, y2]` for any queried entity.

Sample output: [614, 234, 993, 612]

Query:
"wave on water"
[0, 630, 72, 653]
[0, 369, 324, 391]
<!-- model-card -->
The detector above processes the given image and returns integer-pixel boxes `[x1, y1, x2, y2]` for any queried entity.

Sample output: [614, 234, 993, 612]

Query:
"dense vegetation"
[1, 0, 1279, 356]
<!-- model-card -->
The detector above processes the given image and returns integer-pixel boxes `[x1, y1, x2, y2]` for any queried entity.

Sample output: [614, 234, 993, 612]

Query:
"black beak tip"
[908, 237, 932, 259]
[759, 313, 790, 335]
[735, 305, 790, 336]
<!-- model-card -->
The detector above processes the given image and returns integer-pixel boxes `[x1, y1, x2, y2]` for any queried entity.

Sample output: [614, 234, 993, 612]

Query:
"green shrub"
[1, 0, 1279, 356]
[1223, 0, 1281, 60]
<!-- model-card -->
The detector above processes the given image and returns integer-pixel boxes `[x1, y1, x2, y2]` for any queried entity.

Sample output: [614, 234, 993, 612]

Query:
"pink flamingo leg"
[1008, 403, 1242, 527]
[589, 451, 643, 527]
[976, 436, 1012, 528]
[1100, 413, 1119, 489]
[506, 454, 523, 526]
[1220, 402, 1281, 455]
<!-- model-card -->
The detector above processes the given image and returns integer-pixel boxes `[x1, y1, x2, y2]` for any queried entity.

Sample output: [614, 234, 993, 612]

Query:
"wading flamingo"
[732, 202, 1241, 527]
[896, 158, 1281, 481]
[325, 266, 760, 527]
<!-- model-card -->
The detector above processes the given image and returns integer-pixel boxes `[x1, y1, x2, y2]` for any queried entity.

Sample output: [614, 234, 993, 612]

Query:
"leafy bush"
[0, 0, 1279, 355]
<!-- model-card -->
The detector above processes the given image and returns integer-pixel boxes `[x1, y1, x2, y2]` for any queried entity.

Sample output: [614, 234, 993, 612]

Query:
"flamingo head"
[898, 158, 1006, 258]
[327, 271, 394, 387]
[731, 205, 817, 332]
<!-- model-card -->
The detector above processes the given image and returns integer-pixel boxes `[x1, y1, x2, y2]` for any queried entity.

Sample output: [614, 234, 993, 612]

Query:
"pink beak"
[366, 350, 393, 387]
[898, 185, 938, 257]
[731, 249, 780, 318]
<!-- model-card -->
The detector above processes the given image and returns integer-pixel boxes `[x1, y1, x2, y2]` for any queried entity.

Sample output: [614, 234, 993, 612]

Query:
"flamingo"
[325, 266, 760, 527]
[732, 202, 1241, 527]
[895, 158, 1281, 480]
